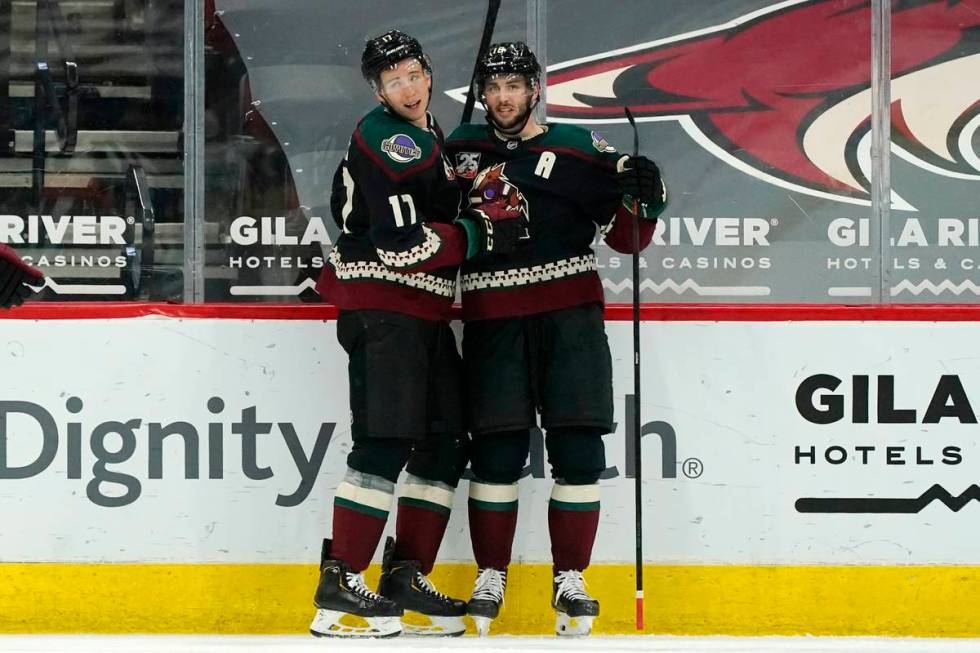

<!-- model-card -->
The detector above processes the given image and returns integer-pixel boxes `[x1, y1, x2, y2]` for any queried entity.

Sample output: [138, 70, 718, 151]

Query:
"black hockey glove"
[457, 198, 522, 259]
[617, 155, 664, 211]
[0, 244, 44, 309]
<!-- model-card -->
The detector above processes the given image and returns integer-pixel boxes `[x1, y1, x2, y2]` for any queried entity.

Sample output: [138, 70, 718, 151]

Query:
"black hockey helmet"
[475, 42, 542, 136]
[361, 29, 431, 89]
[474, 42, 541, 97]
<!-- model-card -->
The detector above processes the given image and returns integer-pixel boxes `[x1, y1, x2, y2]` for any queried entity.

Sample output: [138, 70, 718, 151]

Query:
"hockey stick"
[461, 0, 501, 124]
[624, 106, 644, 631]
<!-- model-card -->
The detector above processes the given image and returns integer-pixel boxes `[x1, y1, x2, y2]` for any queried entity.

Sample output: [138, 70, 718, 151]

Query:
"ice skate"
[377, 537, 466, 636]
[552, 569, 599, 636]
[309, 539, 403, 638]
[467, 567, 507, 636]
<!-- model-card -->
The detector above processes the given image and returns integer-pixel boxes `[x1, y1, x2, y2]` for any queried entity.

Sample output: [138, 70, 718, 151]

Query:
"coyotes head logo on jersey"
[468, 163, 531, 238]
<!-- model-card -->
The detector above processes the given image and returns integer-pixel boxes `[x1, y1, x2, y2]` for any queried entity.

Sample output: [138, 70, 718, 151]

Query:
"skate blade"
[556, 612, 594, 637]
[400, 612, 465, 637]
[471, 615, 493, 637]
[310, 609, 402, 638]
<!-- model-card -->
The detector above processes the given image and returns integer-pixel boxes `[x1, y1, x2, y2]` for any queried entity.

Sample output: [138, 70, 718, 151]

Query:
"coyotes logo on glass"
[506, 0, 980, 211]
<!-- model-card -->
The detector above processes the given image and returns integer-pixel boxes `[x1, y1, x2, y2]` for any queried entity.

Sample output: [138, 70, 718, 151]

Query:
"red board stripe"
[1, 302, 980, 321]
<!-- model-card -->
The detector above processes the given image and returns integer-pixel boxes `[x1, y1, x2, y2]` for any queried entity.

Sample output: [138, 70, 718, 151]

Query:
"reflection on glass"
[887, 2, 980, 303]
[0, 0, 184, 301]
[203, 5, 329, 302]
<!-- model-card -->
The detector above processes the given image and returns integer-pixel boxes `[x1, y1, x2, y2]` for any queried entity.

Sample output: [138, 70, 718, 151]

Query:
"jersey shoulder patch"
[541, 124, 620, 167]
[446, 124, 494, 180]
[588, 130, 618, 154]
[355, 106, 435, 173]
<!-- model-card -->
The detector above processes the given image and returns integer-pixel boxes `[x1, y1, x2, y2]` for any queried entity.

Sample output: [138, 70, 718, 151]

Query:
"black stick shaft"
[624, 106, 644, 630]
[461, 0, 501, 124]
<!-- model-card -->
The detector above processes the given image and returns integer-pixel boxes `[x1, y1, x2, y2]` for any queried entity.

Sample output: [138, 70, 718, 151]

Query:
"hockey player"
[310, 30, 521, 638]
[0, 244, 44, 309]
[446, 42, 667, 637]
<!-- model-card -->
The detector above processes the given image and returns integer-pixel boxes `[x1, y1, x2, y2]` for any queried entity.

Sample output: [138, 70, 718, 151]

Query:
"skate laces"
[554, 570, 592, 602]
[471, 568, 507, 602]
[414, 570, 451, 600]
[345, 571, 385, 602]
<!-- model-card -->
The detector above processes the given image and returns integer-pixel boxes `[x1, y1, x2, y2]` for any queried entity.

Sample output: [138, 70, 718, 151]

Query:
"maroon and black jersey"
[317, 105, 468, 321]
[446, 122, 663, 321]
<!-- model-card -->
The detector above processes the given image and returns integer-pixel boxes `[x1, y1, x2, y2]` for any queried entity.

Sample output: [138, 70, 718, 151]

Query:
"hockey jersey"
[316, 105, 468, 321]
[446, 122, 663, 321]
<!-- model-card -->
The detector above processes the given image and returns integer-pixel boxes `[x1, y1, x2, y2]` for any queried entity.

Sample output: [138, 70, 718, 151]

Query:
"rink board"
[3, 563, 980, 636]
[1, 305, 979, 634]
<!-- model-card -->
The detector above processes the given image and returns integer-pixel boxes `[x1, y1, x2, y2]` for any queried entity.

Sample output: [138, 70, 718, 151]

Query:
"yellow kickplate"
[336, 613, 370, 629]
[3, 563, 980, 636]
[400, 611, 430, 627]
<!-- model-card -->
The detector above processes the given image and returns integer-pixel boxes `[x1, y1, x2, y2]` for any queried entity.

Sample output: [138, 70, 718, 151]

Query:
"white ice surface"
[2, 636, 980, 653]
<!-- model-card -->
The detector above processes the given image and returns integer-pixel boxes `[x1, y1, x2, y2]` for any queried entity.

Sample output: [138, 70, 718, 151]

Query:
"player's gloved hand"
[0, 243, 44, 309]
[617, 155, 665, 216]
[457, 198, 522, 258]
